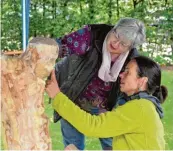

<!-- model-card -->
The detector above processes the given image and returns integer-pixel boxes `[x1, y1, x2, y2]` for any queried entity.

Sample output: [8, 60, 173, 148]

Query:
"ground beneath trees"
[161, 65, 173, 71]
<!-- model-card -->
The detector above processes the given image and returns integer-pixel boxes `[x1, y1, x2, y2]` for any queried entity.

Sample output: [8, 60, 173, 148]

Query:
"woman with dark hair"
[45, 56, 168, 150]
[133, 56, 167, 103]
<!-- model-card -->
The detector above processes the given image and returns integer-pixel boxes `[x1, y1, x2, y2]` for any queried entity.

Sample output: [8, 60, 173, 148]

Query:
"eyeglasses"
[111, 30, 132, 49]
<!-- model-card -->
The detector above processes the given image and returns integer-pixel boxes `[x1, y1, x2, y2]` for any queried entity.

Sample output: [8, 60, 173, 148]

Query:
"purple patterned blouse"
[56, 26, 113, 114]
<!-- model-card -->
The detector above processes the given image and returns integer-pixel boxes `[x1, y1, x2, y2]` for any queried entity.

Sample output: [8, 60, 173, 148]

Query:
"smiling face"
[106, 29, 132, 55]
[119, 60, 145, 96]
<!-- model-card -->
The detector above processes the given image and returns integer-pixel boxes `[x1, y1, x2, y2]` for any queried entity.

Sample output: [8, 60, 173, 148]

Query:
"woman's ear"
[138, 77, 148, 91]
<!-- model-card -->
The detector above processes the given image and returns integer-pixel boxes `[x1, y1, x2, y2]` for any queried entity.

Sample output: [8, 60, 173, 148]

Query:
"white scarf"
[98, 34, 129, 82]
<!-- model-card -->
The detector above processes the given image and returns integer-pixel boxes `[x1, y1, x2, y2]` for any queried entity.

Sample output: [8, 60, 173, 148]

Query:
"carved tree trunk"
[1, 37, 59, 150]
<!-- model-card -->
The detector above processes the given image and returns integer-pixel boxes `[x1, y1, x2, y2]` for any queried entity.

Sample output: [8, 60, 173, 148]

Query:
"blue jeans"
[60, 118, 112, 150]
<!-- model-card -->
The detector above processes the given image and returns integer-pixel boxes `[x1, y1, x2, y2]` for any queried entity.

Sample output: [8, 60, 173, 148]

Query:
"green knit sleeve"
[52, 92, 142, 137]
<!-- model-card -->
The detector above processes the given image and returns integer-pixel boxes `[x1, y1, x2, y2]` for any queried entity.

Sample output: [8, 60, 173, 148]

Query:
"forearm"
[52, 92, 100, 137]
[52, 92, 142, 138]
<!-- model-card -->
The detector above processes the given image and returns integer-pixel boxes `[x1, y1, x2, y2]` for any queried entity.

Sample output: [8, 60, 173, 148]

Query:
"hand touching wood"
[45, 69, 61, 99]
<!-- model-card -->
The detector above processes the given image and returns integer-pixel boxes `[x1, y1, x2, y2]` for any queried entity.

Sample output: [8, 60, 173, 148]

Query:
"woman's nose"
[112, 41, 121, 49]
[119, 72, 124, 78]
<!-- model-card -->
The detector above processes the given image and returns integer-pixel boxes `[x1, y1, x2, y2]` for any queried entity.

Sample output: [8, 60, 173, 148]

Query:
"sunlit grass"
[161, 70, 173, 149]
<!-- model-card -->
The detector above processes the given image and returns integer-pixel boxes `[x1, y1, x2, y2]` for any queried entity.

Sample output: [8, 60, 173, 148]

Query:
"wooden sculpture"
[1, 37, 59, 150]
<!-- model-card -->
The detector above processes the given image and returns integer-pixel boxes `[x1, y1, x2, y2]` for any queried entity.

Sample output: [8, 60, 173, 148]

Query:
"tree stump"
[1, 37, 59, 150]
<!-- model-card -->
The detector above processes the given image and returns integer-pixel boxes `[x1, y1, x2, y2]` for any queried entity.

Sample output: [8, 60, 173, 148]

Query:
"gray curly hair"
[113, 17, 146, 48]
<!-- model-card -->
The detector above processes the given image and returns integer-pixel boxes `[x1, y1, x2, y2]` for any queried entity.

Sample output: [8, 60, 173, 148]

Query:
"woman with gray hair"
[53, 17, 146, 150]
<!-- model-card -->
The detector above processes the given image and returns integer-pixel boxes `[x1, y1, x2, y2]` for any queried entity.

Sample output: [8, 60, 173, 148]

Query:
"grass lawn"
[1, 70, 173, 150]
[161, 70, 173, 149]
[44, 70, 173, 150]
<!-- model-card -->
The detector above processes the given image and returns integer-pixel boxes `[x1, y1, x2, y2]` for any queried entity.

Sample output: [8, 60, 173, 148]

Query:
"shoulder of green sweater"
[130, 98, 154, 106]
[127, 99, 156, 112]
[117, 99, 155, 114]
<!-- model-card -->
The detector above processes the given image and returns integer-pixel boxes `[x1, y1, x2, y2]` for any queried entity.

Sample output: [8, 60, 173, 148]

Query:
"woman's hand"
[45, 69, 60, 99]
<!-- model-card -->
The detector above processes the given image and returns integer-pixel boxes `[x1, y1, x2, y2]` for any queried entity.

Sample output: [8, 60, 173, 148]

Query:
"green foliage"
[1, 0, 173, 64]
[1, 0, 22, 50]
[154, 55, 173, 65]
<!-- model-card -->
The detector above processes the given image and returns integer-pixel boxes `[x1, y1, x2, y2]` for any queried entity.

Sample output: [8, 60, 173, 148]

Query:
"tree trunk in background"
[116, 0, 119, 19]
[165, 0, 168, 6]
[132, 0, 143, 9]
[51, 0, 56, 37]
[108, 0, 112, 24]
[62, 1, 68, 19]
[13, 0, 21, 38]
[171, 37, 173, 58]
[79, 0, 83, 26]
[43, 1, 46, 36]
[133, 0, 137, 9]
[1, 37, 59, 150]
[88, 0, 94, 20]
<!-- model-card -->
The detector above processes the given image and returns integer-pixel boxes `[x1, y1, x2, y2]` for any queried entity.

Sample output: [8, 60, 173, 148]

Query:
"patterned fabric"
[56, 25, 113, 114]
[76, 72, 113, 114]
[56, 26, 91, 57]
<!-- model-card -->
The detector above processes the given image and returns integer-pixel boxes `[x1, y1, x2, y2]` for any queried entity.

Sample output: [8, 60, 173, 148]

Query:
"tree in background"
[1, 0, 173, 64]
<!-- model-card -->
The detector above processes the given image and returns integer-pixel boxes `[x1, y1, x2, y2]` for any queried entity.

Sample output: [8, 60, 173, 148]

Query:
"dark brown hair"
[134, 56, 168, 103]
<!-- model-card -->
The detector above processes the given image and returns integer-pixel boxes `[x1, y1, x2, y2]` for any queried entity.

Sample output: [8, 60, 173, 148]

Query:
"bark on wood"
[1, 37, 59, 150]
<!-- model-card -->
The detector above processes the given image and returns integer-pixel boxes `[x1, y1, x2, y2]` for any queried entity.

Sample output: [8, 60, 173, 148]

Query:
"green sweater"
[52, 92, 165, 150]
